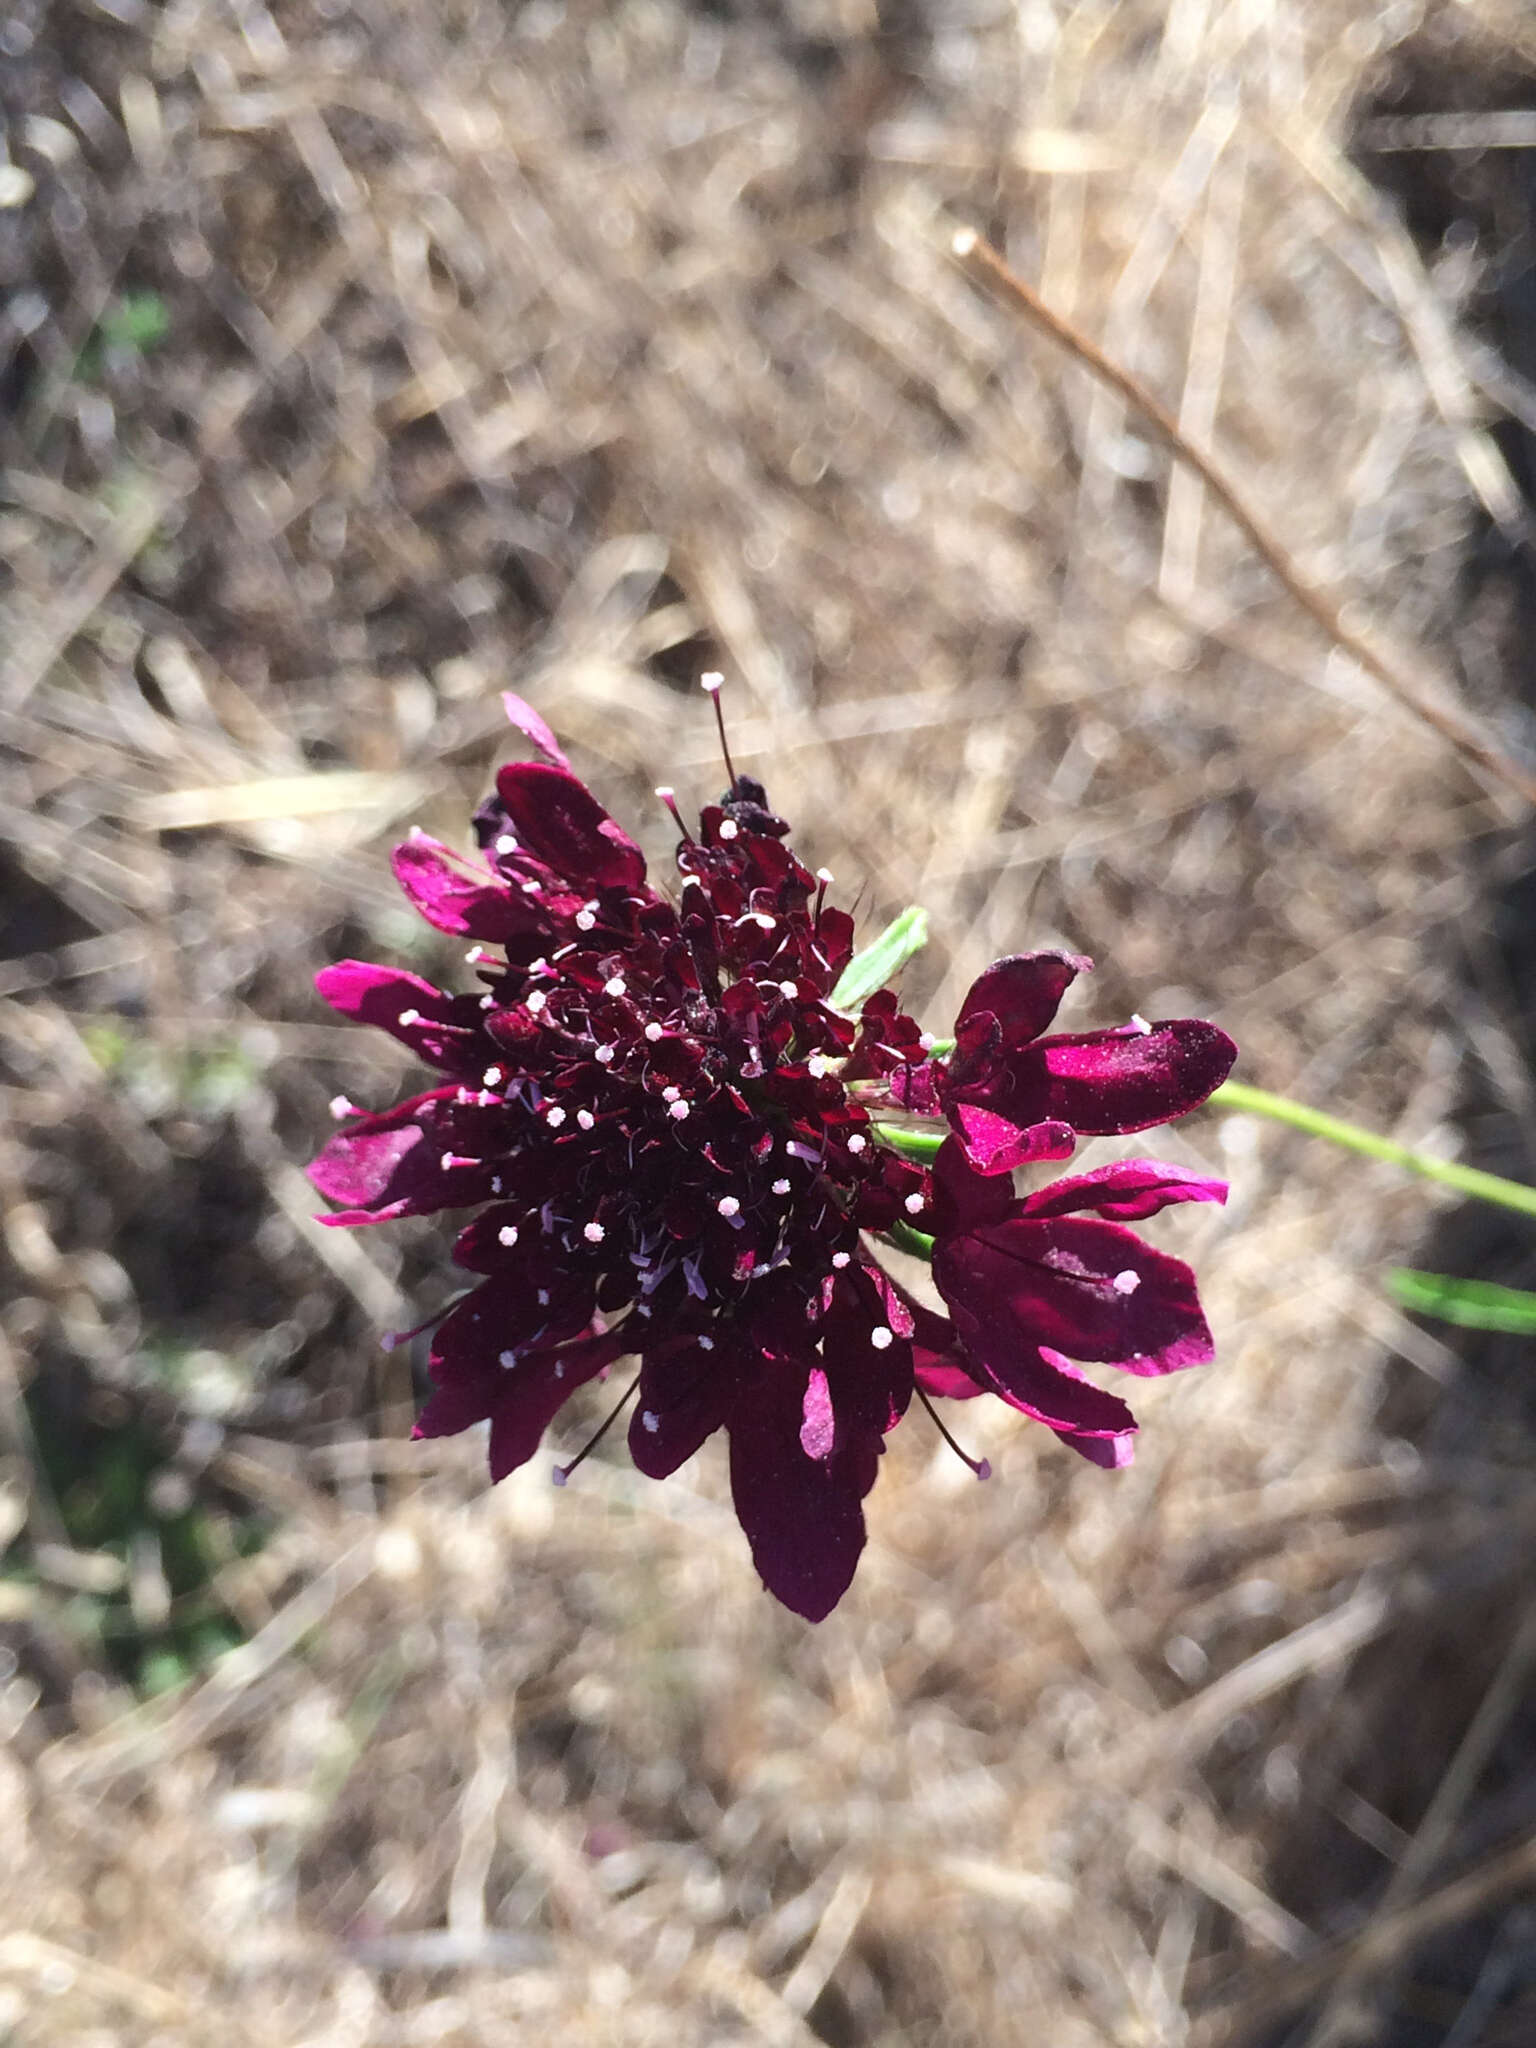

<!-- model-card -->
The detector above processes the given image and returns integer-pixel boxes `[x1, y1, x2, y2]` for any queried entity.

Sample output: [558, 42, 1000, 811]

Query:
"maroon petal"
[629, 1335, 740, 1478]
[940, 1320, 1140, 1436]
[486, 1328, 631, 1480]
[501, 690, 570, 768]
[931, 1134, 1015, 1237]
[950, 1101, 1076, 1175]
[934, 1216, 1214, 1375]
[888, 1060, 944, 1117]
[1027, 1019, 1237, 1134]
[496, 761, 647, 893]
[727, 1350, 882, 1622]
[955, 950, 1091, 1049]
[1022, 1159, 1228, 1222]
[392, 836, 537, 943]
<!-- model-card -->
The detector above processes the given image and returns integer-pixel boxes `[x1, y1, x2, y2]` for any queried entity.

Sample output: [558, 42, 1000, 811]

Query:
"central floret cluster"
[311, 692, 1236, 1619]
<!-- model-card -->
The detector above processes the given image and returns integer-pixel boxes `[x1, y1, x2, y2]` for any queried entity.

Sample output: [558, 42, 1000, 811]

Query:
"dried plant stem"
[950, 228, 1536, 810]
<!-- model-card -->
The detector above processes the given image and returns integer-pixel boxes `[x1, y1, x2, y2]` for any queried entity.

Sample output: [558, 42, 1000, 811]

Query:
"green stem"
[871, 1122, 945, 1164]
[883, 1219, 936, 1261]
[1211, 1079, 1536, 1221]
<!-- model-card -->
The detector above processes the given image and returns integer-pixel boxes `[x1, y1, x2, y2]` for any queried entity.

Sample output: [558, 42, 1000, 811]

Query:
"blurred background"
[5, 0, 1536, 2041]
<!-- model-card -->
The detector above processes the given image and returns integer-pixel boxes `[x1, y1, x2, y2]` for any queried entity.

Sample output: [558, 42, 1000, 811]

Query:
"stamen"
[831, 1251, 851, 1269]
[717, 1195, 741, 1218]
[701, 670, 741, 791]
[495, 834, 518, 855]
[904, 1192, 926, 1214]
[654, 786, 693, 841]
[718, 818, 739, 840]
[772, 1178, 791, 1195]
[846, 1133, 867, 1154]
[669, 1099, 691, 1120]
[577, 1109, 596, 1130]
[527, 989, 547, 1013]
[546, 1106, 566, 1127]
[915, 1382, 992, 1481]
[552, 1370, 641, 1486]
[645, 1022, 664, 1042]
[328, 1094, 358, 1121]
[778, 980, 798, 999]
[583, 1221, 606, 1243]
[595, 1044, 615, 1064]
[604, 975, 627, 997]
[397, 1008, 421, 1026]
[870, 1325, 894, 1349]
[498, 1224, 519, 1246]
[1112, 1269, 1141, 1295]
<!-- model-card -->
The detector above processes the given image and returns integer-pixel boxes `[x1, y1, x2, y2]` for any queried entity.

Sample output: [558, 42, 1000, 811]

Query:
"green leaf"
[1387, 1268, 1536, 1335]
[830, 905, 929, 1011]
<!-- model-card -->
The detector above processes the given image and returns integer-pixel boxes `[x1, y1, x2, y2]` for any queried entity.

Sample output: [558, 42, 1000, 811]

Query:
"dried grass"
[3, 0, 1536, 2041]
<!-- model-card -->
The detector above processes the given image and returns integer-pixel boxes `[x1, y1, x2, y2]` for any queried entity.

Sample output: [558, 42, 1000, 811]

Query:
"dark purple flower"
[310, 692, 1235, 1619]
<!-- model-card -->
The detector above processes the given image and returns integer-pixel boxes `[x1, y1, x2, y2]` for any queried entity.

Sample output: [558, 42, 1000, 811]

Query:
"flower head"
[310, 692, 1236, 1619]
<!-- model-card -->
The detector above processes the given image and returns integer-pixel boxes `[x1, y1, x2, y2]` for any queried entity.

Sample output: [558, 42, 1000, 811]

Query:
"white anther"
[1112, 1269, 1141, 1295]
[595, 1044, 615, 1064]
[546, 1106, 566, 1128]
[537, 1289, 550, 1306]
[807, 1054, 830, 1079]
[498, 1225, 519, 1247]
[698, 1336, 715, 1351]
[491, 1177, 503, 1194]
[669, 1099, 690, 1120]
[397, 1008, 421, 1026]
[604, 975, 627, 997]
[520, 879, 540, 893]
[718, 818, 739, 840]
[1129, 1013, 1152, 1036]
[577, 1109, 596, 1130]
[654, 785, 675, 800]
[575, 911, 596, 931]
[499, 1350, 517, 1369]
[772, 1178, 791, 1195]
[644, 1021, 664, 1042]
[831, 1251, 851, 1269]
[904, 1192, 925, 1214]
[846, 1133, 867, 1154]
[483, 1066, 503, 1087]
[778, 980, 798, 999]
[870, 1326, 894, 1350]
[662, 1085, 680, 1101]
[526, 989, 547, 1013]
[717, 1196, 740, 1218]
[816, 867, 834, 884]
[480, 994, 495, 1009]
[495, 835, 518, 855]
[328, 1095, 355, 1121]
[700, 672, 723, 695]
[465, 945, 484, 964]
[641, 1410, 660, 1434]
[584, 1222, 606, 1244]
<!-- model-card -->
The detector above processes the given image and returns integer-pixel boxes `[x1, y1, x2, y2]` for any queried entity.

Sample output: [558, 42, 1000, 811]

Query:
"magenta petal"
[727, 1352, 877, 1623]
[1054, 1423, 1137, 1468]
[314, 961, 481, 1072]
[309, 1088, 478, 1222]
[888, 1060, 944, 1117]
[1031, 1019, 1237, 1134]
[950, 1101, 1076, 1174]
[391, 837, 533, 942]
[934, 1216, 1214, 1376]
[501, 690, 570, 768]
[955, 950, 1091, 1049]
[496, 761, 648, 892]
[1022, 1159, 1228, 1222]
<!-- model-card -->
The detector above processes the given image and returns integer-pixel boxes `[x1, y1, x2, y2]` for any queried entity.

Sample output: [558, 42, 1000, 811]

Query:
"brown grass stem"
[949, 226, 1536, 810]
